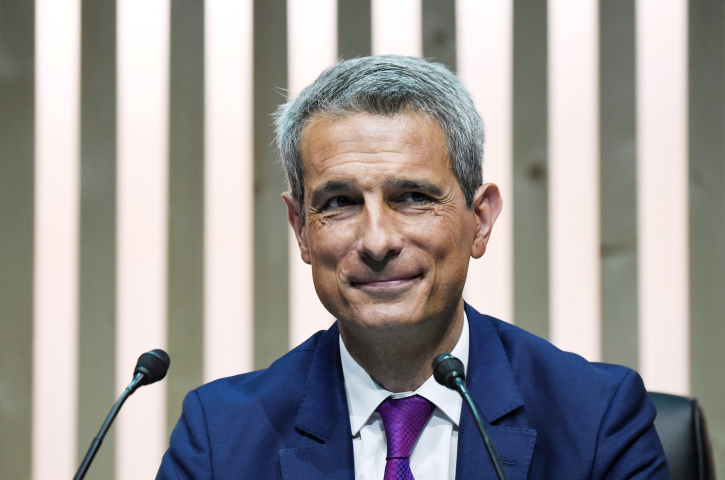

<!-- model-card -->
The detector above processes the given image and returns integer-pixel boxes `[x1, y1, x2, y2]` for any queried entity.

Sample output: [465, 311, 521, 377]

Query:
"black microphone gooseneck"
[433, 353, 509, 480]
[73, 349, 171, 480]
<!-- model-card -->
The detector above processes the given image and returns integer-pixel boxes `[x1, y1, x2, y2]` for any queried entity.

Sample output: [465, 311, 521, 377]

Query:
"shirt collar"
[339, 312, 470, 436]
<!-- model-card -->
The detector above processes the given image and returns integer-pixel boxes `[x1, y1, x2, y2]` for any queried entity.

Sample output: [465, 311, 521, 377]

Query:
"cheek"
[403, 208, 474, 260]
[306, 220, 357, 269]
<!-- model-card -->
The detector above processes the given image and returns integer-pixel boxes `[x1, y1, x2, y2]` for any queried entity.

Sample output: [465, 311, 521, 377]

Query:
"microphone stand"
[450, 376, 509, 480]
[433, 353, 509, 480]
[73, 373, 145, 480]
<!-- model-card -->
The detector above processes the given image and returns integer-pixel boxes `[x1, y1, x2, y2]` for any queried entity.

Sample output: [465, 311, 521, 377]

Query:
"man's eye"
[401, 192, 431, 204]
[325, 196, 354, 209]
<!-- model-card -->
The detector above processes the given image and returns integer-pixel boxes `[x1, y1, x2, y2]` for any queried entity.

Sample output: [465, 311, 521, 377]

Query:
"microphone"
[134, 349, 171, 386]
[74, 349, 171, 480]
[433, 353, 509, 480]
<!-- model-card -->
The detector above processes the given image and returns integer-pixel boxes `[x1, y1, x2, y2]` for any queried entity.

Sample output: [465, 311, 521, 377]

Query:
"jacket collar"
[282, 306, 536, 479]
[280, 322, 355, 480]
[292, 305, 527, 436]
[293, 322, 349, 442]
[455, 303, 536, 479]
[463, 303, 525, 423]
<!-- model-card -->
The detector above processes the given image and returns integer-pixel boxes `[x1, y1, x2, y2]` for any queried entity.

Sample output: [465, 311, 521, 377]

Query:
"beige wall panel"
[115, 0, 170, 477]
[636, 0, 689, 395]
[32, 0, 81, 477]
[287, 0, 337, 349]
[372, 0, 422, 56]
[548, 0, 601, 361]
[458, 0, 514, 324]
[204, 0, 255, 381]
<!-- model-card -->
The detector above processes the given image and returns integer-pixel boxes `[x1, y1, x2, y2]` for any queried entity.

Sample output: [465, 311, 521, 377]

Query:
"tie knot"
[376, 395, 436, 459]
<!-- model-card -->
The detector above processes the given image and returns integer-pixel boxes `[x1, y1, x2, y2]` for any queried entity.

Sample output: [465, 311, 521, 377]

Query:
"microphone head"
[134, 349, 170, 386]
[433, 353, 465, 390]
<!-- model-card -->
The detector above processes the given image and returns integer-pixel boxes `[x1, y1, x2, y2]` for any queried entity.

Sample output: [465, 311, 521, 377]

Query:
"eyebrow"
[384, 178, 444, 197]
[309, 180, 355, 207]
[309, 178, 445, 206]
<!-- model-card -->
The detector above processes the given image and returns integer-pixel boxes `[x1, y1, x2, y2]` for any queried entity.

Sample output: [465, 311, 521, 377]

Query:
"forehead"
[298, 112, 453, 193]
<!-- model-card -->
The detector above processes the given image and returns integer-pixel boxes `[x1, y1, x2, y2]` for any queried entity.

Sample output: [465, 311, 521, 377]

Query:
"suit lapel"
[279, 323, 355, 480]
[456, 305, 537, 479]
[279, 307, 538, 479]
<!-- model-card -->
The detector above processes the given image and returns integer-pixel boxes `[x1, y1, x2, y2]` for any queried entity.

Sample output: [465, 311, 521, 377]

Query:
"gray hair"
[274, 55, 484, 216]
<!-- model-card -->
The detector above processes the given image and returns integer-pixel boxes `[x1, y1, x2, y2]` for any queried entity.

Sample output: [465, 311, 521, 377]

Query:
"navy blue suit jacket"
[157, 304, 669, 479]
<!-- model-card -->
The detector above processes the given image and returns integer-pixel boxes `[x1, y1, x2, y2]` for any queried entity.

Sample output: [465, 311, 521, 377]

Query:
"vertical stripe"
[167, 0, 205, 437]
[287, 0, 337, 95]
[254, 0, 289, 369]
[636, 0, 689, 394]
[600, 0, 638, 370]
[338, 0, 371, 59]
[204, 0, 255, 381]
[371, 0, 422, 56]
[116, 0, 170, 477]
[512, 0, 549, 339]
[689, 0, 725, 469]
[458, 0, 514, 324]
[287, 0, 337, 349]
[0, 1, 35, 478]
[422, 0, 456, 71]
[33, 0, 81, 478]
[78, 0, 117, 477]
[548, 0, 601, 361]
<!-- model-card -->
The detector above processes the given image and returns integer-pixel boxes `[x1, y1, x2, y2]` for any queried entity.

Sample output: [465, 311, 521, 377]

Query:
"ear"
[471, 183, 503, 259]
[282, 192, 312, 264]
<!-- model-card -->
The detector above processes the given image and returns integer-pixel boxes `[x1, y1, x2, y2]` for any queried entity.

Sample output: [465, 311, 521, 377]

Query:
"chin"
[346, 301, 432, 332]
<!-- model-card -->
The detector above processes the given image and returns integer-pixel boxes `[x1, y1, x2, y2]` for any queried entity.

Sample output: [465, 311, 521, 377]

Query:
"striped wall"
[0, 0, 722, 478]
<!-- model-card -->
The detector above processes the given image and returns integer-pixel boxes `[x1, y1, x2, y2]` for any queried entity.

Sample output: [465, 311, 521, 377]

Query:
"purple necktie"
[376, 395, 436, 480]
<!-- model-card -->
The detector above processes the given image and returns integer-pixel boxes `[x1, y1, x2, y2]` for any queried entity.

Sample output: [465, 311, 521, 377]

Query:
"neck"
[340, 300, 465, 393]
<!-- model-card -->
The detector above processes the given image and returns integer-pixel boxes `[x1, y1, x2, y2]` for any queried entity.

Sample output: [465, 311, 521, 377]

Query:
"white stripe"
[371, 0, 422, 56]
[116, 0, 170, 478]
[636, 0, 689, 395]
[204, 0, 255, 380]
[548, 0, 601, 361]
[32, 0, 81, 478]
[287, 0, 337, 348]
[457, 0, 514, 324]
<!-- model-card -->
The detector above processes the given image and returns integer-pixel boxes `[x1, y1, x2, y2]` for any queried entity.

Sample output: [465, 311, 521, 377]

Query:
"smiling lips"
[350, 274, 422, 288]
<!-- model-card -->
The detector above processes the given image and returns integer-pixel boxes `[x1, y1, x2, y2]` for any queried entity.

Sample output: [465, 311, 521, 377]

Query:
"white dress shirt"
[339, 313, 470, 480]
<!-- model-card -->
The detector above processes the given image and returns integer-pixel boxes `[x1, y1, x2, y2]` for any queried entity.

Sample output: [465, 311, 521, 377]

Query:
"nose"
[357, 200, 403, 262]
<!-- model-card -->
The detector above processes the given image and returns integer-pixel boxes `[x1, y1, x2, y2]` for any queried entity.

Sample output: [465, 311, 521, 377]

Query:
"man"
[157, 56, 668, 479]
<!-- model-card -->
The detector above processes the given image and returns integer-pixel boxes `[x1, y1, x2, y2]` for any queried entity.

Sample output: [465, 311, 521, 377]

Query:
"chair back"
[649, 392, 715, 480]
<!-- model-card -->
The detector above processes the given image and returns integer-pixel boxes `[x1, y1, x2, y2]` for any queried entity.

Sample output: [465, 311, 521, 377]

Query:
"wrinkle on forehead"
[299, 111, 451, 182]
[311, 154, 440, 181]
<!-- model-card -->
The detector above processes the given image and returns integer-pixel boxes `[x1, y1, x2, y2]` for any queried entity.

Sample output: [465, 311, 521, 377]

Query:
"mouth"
[350, 274, 422, 289]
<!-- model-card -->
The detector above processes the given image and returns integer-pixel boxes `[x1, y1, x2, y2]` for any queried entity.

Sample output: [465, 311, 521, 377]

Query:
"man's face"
[284, 112, 500, 338]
